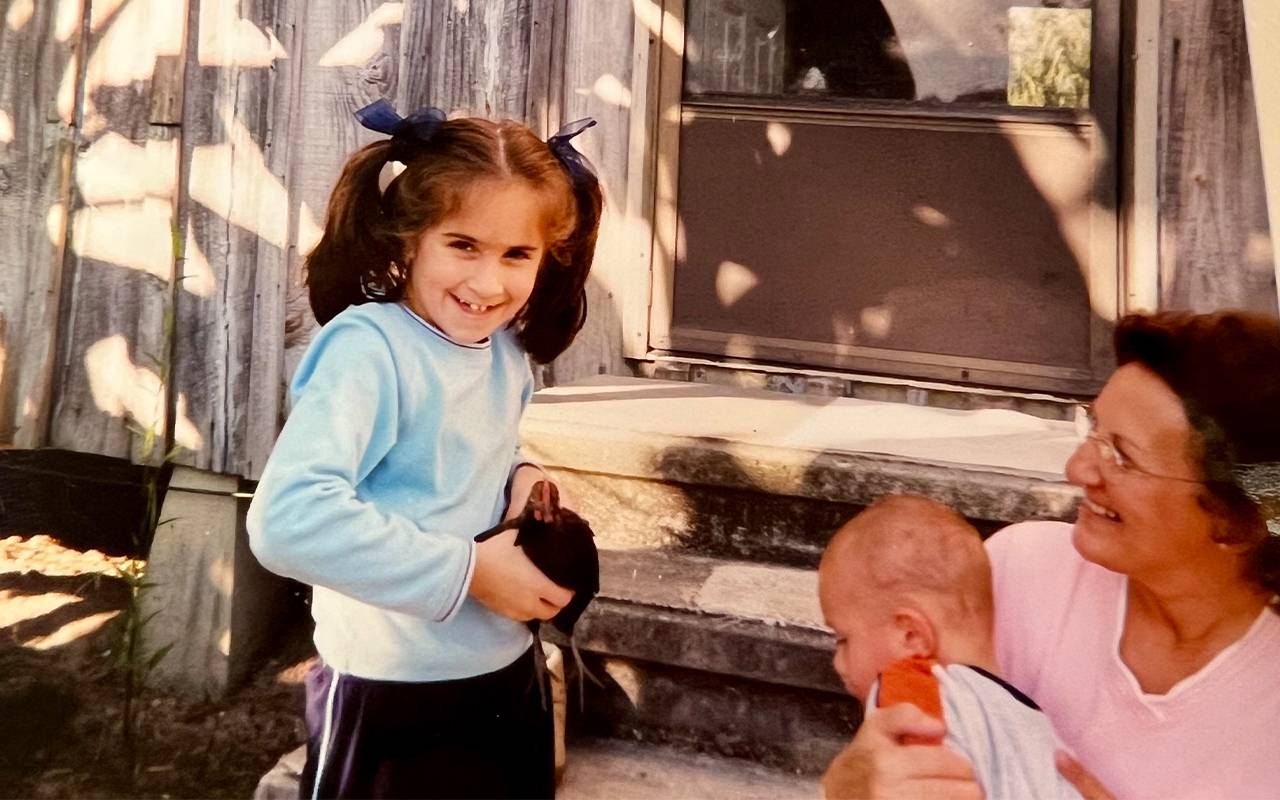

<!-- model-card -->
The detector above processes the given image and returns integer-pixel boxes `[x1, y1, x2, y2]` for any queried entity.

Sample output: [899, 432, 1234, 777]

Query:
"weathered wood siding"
[5, 1, 184, 462]
[0, 0, 81, 449]
[3, 0, 1276, 480]
[1160, 0, 1277, 313]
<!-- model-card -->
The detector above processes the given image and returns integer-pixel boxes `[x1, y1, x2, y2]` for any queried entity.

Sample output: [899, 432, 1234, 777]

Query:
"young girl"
[246, 100, 603, 799]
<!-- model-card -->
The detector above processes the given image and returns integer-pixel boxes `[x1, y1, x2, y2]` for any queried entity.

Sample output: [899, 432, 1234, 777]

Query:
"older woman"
[825, 311, 1280, 799]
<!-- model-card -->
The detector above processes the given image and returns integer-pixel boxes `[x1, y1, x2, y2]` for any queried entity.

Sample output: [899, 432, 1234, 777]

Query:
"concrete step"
[558, 737, 819, 799]
[522, 376, 1082, 567]
[547, 547, 856, 775]
[255, 737, 818, 800]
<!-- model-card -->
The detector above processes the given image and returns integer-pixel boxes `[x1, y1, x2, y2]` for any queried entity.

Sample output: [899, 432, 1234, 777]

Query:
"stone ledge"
[522, 376, 1081, 526]
[547, 548, 841, 694]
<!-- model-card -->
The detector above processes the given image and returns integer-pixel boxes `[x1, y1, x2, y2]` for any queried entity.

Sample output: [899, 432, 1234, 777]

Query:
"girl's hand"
[469, 528, 573, 621]
[505, 466, 566, 523]
[822, 703, 981, 800]
[1055, 751, 1114, 800]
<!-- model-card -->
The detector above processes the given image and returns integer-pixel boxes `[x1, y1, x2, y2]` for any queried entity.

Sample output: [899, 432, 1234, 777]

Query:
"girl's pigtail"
[518, 167, 604, 364]
[305, 142, 406, 326]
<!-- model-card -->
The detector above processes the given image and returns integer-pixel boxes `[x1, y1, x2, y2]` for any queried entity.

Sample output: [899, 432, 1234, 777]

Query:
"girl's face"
[1065, 363, 1224, 582]
[403, 177, 549, 344]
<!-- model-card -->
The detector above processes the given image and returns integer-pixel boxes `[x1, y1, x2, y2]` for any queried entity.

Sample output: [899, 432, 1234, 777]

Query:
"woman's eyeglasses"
[1074, 405, 1205, 484]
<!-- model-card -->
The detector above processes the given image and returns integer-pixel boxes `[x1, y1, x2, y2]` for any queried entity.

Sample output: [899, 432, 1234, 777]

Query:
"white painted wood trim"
[1125, 0, 1161, 313]
[1243, 0, 1280, 312]
[621, 0, 663, 359]
[645, 0, 686, 352]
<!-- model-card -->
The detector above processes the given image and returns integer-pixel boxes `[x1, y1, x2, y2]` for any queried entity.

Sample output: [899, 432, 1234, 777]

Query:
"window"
[649, 1, 1120, 393]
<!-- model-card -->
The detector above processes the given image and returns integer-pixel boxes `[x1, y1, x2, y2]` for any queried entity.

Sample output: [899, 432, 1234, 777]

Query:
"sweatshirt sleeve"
[507, 356, 540, 483]
[246, 315, 473, 621]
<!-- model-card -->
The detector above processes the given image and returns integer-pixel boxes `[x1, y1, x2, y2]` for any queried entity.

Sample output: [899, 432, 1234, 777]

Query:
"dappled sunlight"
[765, 122, 791, 157]
[632, 0, 696, 62]
[74, 0, 186, 132]
[67, 200, 176, 283]
[76, 132, 177, 205]
[578, 73, 631, 109]
[208, 557, 233, 598]
[1247, 231, 1274, 268]
[198, 0, 287, 67]
[911, 204, 951, 228]
[23, 610, 121, 650]
[88, 0, 130, 32]
[1002, 122, 1097, 287]
[45, 202, 67, 250]
[830, 307, 901, 345]
[0, 590, 81, 628]
[54, 0, 83, 42]
[603, 659, 642, 708]
[84, 335, 204, 452]
[189, 106, 290, 248]
[721, 333, 757, 360]
[55, 57, 78, 125]
[0, 109, 12, 144]
[714, 260, 759, 308]
[318, 3, 403, 67]
[5, 0, 33, 32]
[181, 227, 217, 298]
[297, 201, 324, 257]
[860, 306, 893, 340]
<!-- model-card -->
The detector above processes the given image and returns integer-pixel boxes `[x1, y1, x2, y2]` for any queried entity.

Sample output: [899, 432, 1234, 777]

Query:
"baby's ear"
[892, 607, 938, 659]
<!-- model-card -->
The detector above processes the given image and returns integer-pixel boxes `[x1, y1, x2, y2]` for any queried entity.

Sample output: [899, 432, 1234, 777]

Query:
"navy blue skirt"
[299, 646, 554, 799]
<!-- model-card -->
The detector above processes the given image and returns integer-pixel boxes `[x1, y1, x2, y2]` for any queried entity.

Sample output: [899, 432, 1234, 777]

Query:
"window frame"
[629, 0, 1131, 395]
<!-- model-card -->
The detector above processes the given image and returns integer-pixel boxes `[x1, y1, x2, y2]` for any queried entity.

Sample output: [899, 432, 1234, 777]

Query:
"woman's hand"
[823, 703, 982, 800]
[469, 528, 573, 621]
[505, 465, 566, 523]
[1055, 751, 1114, 800]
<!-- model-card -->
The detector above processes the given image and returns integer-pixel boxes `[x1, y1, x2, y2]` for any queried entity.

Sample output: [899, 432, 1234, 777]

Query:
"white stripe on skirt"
[312, 666, 342, 800]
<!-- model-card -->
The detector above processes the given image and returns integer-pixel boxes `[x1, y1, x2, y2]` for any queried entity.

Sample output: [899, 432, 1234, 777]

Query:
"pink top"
[987, 521, 1280, 800]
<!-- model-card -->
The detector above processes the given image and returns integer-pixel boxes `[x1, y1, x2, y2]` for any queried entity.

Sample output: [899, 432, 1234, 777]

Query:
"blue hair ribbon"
[547, 117, 598, 186]
[354, 98, 598, 187]
[354, 98, 447, 163]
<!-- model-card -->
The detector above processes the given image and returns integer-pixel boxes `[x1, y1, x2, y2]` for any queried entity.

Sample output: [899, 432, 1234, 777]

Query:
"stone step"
[547, 547, 857, 775]
[558, 737, 819, 800]
[522, 376, 1082, 567]
[255, 736, 818, 800]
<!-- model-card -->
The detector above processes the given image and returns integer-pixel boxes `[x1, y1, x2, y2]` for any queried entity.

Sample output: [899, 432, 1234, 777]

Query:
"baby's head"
[818, 495, 994, 702]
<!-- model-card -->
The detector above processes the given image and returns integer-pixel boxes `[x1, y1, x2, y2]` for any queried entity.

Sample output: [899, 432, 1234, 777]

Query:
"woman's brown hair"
[1115, 310, 1280, 599]
[305, 116, 603, 363]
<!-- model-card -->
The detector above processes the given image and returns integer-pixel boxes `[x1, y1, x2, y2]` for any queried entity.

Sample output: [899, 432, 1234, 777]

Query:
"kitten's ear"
[526, 480, 561, 524]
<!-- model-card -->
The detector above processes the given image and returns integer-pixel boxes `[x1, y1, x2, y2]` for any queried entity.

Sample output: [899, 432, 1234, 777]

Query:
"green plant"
[106, 222, 186, 788]
[1007, 7, 1092, 109]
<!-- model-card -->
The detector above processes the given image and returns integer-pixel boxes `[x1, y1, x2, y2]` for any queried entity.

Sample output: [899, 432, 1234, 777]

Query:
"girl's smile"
[403, 178, 550, 343]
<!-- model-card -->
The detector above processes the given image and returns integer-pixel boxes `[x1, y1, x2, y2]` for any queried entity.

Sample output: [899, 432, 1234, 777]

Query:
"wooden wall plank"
[47, 0, 185, 462]
[429, 0, 535, 118]
[172, 0, 398, 478]
[0, 0, 83, 448]
[1160, 0, 1278, 314]
[396, 0, 435, 113]
[544, 0, 634, 384]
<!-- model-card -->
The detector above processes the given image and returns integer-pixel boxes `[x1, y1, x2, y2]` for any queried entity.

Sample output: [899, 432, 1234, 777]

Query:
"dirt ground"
[0, 534, 312, 799]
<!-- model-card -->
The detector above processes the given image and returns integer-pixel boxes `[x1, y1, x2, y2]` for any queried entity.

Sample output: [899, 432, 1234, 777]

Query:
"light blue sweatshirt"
[247, 301, 533, 681]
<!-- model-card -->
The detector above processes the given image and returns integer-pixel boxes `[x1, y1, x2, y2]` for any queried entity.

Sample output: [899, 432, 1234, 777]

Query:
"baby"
[818, 495, 1080, 800]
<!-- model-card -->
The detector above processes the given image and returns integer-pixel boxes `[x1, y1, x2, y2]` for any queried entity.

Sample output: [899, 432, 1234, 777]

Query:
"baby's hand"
[470, 528, 573, 621]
